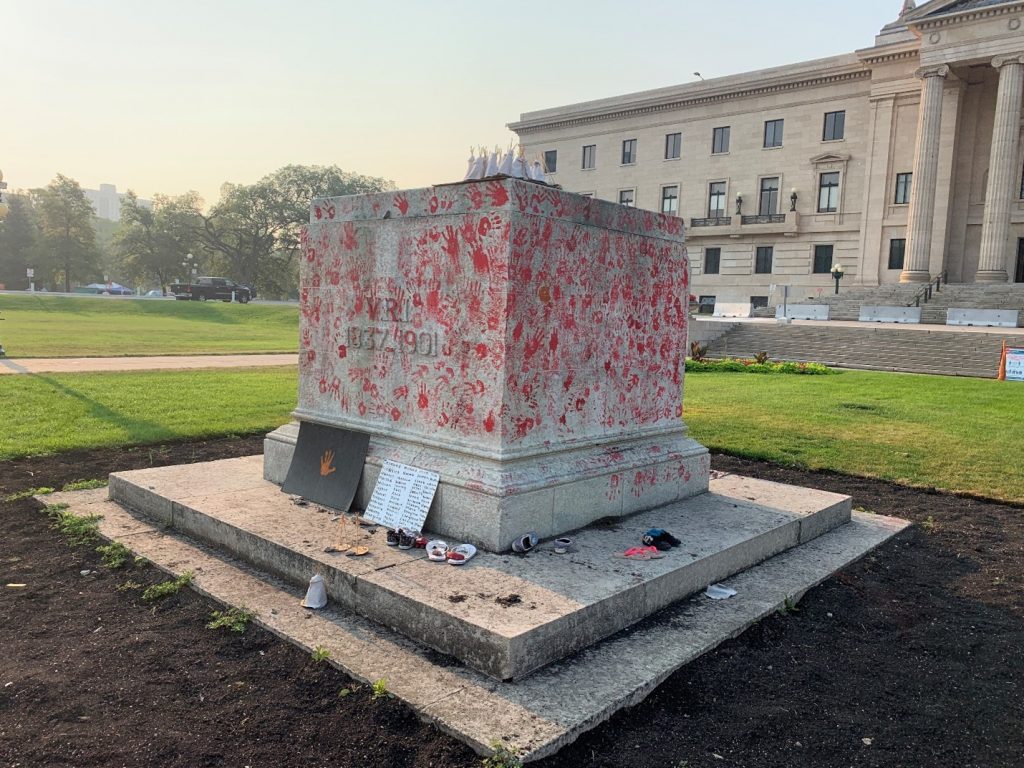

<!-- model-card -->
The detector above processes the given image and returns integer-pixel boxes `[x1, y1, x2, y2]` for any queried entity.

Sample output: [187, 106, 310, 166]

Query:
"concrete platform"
[108, 456, 851, 681]
[45, 485, 909, 763]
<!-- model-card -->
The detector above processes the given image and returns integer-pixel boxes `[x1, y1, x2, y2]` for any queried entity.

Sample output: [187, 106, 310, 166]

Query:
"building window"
[618, 189, 635, 207]
[704, 247, 721, 274]
[888, 238, 906, 270]
[759, 177, 780, 216]
[813, 244, 834, 274]
[755, 246, 774, 274]
[665, 133, 682, 160]
[895, 172, 912, 205]
[582, 145, 596, 170]
[764, 119, 784, 148]
[708, 182, 727, 218]
[698, 295, 716, 315]
[621, 139, 637, 165]
[544, 150, 557, 174]
[751, 296, 769, 309]
[818, 172, 840, 213]
[661, 185, 679, 216]
[712, 126, 730, 154]
[823, 111, 846, 141]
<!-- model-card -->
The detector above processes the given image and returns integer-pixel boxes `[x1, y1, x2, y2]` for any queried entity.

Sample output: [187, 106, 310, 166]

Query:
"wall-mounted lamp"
[790, 188, 798, 212]
[735, 193, 743, 216]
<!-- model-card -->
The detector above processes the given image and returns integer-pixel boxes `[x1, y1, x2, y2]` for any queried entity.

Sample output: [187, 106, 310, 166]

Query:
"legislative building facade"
[509, 1, 1024, 307]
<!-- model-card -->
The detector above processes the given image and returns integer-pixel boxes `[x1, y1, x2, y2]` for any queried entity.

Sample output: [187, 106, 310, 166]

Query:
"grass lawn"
[685, 368, 1024, 504]
[0, 294, 298, 357]
[3, 363, 1020, 504]
[0, 367, 296, 460]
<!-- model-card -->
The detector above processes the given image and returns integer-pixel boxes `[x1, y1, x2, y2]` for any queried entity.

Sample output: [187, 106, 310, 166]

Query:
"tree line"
[0, 165, 393, 299]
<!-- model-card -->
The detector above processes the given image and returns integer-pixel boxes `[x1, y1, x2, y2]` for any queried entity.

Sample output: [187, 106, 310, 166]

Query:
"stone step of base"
[42, 485, 908, 764]
[107, 455, 852, 682]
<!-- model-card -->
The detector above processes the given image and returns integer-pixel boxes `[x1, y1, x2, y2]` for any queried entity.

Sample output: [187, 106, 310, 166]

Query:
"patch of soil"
[1, 441, 1022, 767]
[0, 437, 477, 768]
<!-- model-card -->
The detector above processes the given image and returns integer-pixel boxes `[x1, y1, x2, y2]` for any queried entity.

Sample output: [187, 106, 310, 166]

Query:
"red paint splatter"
[471, 243, 489, 274]
[485, 181, 509, 207]
[394, 193, 409, 215]
[342, 223, 358, 251]
[475, 343, 489, 360]
[484, 411, 496, 433]
[337, 345, 347, 359]
[391, 408, 402, 422]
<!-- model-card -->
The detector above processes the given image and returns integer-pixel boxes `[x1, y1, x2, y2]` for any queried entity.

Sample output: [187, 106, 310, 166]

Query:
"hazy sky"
[6, 0, 901, 206]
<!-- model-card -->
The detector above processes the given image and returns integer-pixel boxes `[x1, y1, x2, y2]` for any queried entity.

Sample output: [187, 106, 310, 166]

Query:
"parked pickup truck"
[171, 276, 255, 303]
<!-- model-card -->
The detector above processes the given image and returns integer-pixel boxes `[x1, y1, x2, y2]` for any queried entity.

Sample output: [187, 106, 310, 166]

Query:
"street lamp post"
[831, 263, 845, 295]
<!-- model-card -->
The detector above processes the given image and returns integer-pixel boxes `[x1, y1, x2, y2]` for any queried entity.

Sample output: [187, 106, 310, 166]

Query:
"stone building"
[509, 0, 1024, 307]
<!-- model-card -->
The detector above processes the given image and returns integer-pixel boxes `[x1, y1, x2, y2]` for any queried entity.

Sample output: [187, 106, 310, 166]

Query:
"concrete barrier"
[859, 305, 921, 324]
[946, 309, 1019, 328]
[775, 304, 829, 321]
[713, 302, 753, 318]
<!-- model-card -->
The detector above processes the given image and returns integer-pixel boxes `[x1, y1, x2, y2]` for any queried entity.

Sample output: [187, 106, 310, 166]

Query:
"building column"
[977, 55, 1024, 283]
[902, 65, 950, 283]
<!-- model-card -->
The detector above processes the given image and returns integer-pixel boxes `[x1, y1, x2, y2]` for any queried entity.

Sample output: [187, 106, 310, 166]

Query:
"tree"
[0, 194, 38, 290]
[114, 191, 203, 291]
[32, 175, 100, 292]
[200, 165, 393, 299]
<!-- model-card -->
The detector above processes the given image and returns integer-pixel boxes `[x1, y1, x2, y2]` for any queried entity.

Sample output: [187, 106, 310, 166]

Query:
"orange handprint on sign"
[320, 449, 337, 477]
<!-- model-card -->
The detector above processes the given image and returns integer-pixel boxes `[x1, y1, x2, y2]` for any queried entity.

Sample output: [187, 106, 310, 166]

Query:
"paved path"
[0, 353, 298, 375]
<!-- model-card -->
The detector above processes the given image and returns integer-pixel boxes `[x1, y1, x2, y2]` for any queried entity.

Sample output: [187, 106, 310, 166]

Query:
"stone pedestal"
[266, 179, 709, 551]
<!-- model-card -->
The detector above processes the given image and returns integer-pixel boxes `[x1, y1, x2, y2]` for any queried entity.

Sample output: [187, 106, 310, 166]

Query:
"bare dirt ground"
[1, 438, 1021, 768]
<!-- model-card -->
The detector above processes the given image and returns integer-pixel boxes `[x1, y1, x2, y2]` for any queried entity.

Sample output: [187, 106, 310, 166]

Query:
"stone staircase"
[705, 323, 1024, 378]
[778, 283, 1024, 325]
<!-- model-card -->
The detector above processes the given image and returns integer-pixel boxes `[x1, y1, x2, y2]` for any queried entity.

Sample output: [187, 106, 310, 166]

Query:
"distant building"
[510, 0, 1024, 307]
[83, 183, 151, 222]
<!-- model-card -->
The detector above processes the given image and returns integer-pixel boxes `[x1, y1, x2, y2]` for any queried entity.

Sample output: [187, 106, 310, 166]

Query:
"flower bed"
[686, 358, 835, 375]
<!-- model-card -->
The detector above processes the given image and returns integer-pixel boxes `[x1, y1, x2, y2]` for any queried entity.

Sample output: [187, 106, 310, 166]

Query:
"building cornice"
[911, 1, 1024, 31]
[509, 63, 871, 134]
[856, 39, 921, 64]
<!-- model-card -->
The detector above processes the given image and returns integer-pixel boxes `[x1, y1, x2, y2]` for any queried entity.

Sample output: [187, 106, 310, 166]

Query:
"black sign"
[282, 422, 370, 512]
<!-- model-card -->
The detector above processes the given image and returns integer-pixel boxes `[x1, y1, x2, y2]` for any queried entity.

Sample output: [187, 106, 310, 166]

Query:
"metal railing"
[910, 271, 948, 307]
[740, 214, 786, 225]
[690, 216, 733, 227]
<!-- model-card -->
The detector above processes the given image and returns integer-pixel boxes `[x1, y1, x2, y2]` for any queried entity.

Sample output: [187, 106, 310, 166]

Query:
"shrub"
[371, 678, 391, 700]
[142, 571, 194, 602]
[4, 486, 55, 502]
[686, 358, 835, 375]
[97, 541, 132, 569]
[207, 607, 256, 633]
[61, 479, 108, 492]
[754, 351, 770, 364]
[482, 742, 523, 768]
[47, 504, 102, 546]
